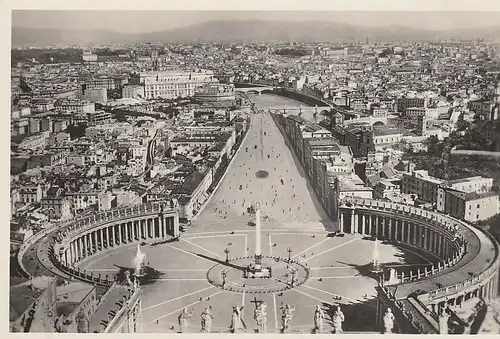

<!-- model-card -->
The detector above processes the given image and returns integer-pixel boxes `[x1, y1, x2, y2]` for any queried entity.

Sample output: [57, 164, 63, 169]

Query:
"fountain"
[370, 237, 383, 273]
[133, 243, 147, 277]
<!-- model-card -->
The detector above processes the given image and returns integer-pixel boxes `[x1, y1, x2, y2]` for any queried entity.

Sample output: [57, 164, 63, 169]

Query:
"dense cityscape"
[9, 11, 500, 334]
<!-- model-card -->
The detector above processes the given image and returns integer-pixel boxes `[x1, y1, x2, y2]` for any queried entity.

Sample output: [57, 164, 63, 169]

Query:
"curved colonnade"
[18, 193, 500, 333]
[19, 202, 180, 286]
[340, 197, 500, 334]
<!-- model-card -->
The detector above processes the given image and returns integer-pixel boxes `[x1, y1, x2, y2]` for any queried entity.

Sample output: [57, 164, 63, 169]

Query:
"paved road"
[192, 108, 334, 233]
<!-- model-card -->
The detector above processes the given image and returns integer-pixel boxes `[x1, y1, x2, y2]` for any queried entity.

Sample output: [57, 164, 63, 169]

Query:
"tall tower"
[417, 115, 427, 136]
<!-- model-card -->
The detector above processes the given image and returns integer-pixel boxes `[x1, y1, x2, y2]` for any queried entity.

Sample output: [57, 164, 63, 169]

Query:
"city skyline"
[9, 4, 500, 334]
[12, 10, 500, 34]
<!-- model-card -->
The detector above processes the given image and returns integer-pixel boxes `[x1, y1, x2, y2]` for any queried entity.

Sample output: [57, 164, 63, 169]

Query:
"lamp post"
[287, 247, 292, 262]
[224, 248, 230, 263]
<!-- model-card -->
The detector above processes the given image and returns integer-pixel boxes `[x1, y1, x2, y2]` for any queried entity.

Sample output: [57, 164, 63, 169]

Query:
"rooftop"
[56, 283, 96, 317]
[10, 276, 56, 322]
[88, 284, 137, 333]
[447, 189, 499, 201]
[448, 176, 490, 185]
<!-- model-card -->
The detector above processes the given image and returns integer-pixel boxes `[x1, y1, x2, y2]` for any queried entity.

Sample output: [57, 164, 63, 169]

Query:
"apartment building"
[54, 99, 95, 114]
[402, 170, 444, 203]
[122, 85, 145, 99]
[444, 189, 500, 222]
[195, 83, 235, 102]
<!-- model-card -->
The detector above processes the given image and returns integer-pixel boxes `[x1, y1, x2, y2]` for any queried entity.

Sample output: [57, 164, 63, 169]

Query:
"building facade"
[129, 70, 216, 99]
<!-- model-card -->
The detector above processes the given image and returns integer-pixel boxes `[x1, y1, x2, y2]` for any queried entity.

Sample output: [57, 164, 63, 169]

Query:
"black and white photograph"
[7, 1, 500, 334]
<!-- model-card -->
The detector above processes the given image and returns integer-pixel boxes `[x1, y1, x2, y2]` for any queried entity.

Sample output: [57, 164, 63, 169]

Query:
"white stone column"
[125, 222, 129, 243]
[340, 213, 344, 233]
[381, 217, 386, 238]
[70, 242, 75, 263]
[91, 232, 96, 251]
[368, 215, 372, 235]
[388, 218, 393, 240]
[160, 217, 165, 238]
[412, 224, 420, 246]
[354, 213, 359, 234]
[77, 238, 82, 259]
[350, 211, 355, 234]
[82, 236, 87, 257]
[437, 234, 442, 258]
[118, 223, 122, 244]
[394, 219, 398, 241]
[109, 226, 114, 247]
[174, 213, 180, 237]
[375, 215, 380, 238]
[362, 214, 366, 235]
[432, 231, 436, 255]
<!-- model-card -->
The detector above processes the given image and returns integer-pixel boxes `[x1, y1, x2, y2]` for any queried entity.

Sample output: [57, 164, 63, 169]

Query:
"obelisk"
[255, 203, 262, 272]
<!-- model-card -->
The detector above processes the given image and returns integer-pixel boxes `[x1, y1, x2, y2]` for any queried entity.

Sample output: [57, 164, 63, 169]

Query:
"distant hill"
[11, 27, 137, 47]
[11, 20, 500, 47]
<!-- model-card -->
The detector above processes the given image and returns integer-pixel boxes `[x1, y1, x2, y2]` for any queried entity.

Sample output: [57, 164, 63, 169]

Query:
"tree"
[424, 135, 440, 156]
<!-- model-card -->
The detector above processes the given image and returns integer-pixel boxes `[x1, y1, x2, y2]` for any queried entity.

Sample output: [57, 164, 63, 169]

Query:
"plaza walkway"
[192, 106, 334, 233]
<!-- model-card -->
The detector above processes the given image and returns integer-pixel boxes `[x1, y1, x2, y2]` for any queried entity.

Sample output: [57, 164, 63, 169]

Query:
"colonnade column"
[118, 223, 123, 245]
[132, 221, 136, 240]
[64, 249, 68, 266]
[375, 216, 380, 238]
[388, 218, 393, 240]
[433, 230, 437, 253]
[339, 213, 344, 233]
[125, 222, 129, 242]
[422, 227, 429, 250]
[174, 213, 180, 237]
[368, 215, 372, 235]
[394, 219, 398, 241]
[82, 236, 87, 258]
[350, 211, 355, 234]
[381, 217, 386, 238]
[437, 234, 442, 258]
[70, 242, 75, 264]
[75, 238, 80, 260]
[108, 226, 112, 247]
[362, 214, 366, 235]
[412, 224, 418, 245]
[110, 226, 115, 247]
[104, 227, 109, 248]
[419, 227, 424, 249]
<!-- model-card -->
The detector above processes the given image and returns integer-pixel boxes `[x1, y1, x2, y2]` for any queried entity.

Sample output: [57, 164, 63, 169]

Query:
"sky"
[11, 10, 500, 33]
